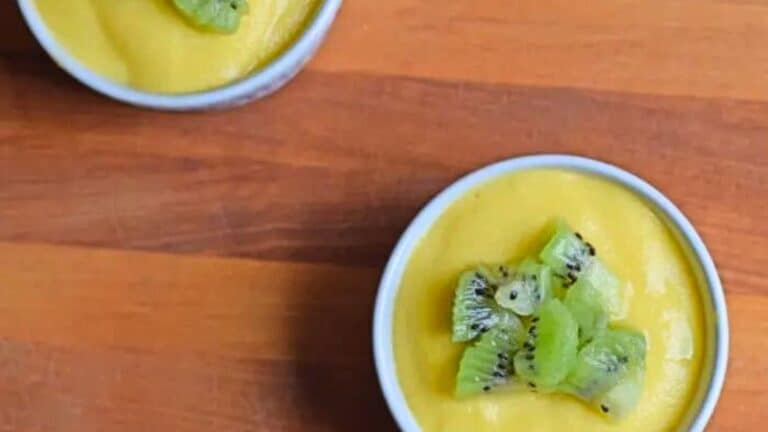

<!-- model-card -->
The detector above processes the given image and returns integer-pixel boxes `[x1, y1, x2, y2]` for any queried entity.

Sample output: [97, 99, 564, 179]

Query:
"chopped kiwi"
[582, 260, 623, 318]
[560, 329, 646, 401]
[173, 0, 250, 34]
[514, 299, 579, 390]
[456, 321, 525, 397]
[452, 266, 513, 342]
[449, 220, 646, 420]
[495, 258, 552, 316]
[564, 278, 608, 344]
[539, 221, 622, 317]
[539, 221, 592, 284]
[596, 367, 644, 419]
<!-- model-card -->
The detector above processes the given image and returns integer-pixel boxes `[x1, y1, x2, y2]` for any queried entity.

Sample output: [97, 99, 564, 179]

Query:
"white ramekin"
[373, 155, 729, 432]
[17, 0, 342, 111]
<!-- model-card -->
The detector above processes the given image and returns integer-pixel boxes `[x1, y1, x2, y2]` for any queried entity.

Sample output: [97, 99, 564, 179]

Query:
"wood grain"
[0, 0, 766, 430]
[315, 0, 768, 100]
[2, 62, 768, 271]
[0, 243, 393, 432]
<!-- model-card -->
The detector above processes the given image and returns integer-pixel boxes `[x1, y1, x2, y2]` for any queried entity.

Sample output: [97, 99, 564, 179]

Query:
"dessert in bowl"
[373, 155, 728, 432]
[18, 0, 342, 109]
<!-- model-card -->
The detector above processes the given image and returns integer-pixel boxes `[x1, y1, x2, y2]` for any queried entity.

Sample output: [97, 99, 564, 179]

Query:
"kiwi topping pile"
[451, 220, 647, 420]
[173, 0, 250, 34]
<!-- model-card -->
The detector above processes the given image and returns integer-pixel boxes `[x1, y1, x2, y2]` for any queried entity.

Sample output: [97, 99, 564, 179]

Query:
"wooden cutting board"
[0, 0, 766, 430]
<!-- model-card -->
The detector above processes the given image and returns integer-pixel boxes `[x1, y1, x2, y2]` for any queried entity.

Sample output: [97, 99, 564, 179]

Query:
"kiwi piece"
[582, 260, 623, 319]
[539, 221, 622, 317]
[564, 278, 608, 344]
[514, 299, 579, 390]
[452, 266, 512, 342]
[539, 221, 595, 285]
[561, 329, 646, 402]
[495, 258, 552, 316]
[173, 0, 250, 34]
[596, 367, 644, 419]
[455, 319, 525, 397]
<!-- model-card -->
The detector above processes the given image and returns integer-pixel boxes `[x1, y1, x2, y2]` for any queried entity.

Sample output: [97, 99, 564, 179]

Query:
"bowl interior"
[17, 0, 342, 110]
[373, 154, 728, 432]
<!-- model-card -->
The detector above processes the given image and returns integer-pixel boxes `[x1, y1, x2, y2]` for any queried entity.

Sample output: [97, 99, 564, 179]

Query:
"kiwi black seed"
[499, 266, 510, 278]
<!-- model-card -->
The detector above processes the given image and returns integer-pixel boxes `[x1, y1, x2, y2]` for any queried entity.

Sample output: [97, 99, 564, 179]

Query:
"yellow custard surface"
[33, 0, 318, 93]
[394, 169, 708, 432]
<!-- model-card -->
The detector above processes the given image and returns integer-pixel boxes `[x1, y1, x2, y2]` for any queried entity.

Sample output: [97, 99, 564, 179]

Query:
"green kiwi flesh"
[596, 367, 645, 419]
[455, 321, 525, 397]
[582, 260, 623, 319]
[564, 278, 608, 344]
[539, 221, 593, 284]
[452, 266, 512, 342]
[562, 329, 646, 418]
[448, 221, 646, 420]
[539, 221, 622, 317]
[173, 0, 250, 34]
[514, 299, 579, 390]
[495, 258, 552, 316]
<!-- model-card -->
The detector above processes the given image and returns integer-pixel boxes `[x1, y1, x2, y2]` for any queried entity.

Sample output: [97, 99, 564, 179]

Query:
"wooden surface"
[0, 0, 766, 430]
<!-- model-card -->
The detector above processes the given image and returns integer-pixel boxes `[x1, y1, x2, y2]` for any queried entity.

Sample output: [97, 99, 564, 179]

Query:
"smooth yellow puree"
[394, 169, 707, 432]
[33, 0, 318, 93]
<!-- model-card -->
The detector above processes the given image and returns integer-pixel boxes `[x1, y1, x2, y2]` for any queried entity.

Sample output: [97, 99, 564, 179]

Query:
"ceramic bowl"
[17, 0, 342, 110]
[373, 154, 729, 432]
